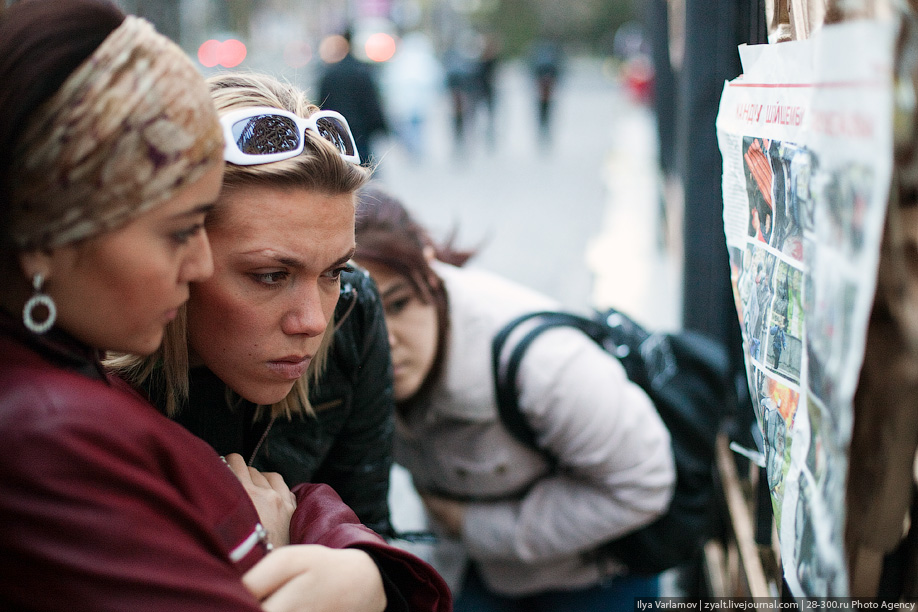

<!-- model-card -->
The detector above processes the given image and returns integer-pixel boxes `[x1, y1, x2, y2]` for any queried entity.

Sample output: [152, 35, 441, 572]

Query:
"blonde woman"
[112, 72, 449, 610]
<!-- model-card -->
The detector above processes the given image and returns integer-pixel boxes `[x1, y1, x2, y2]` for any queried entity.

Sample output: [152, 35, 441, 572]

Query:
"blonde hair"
[109, 72, 371, 419]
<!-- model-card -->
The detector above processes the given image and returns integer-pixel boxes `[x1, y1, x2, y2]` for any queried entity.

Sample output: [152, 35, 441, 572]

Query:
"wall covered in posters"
[716, 19, 896, 596]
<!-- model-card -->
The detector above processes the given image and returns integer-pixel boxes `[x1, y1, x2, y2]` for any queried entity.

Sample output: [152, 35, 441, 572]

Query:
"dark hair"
[354, 185, 476, 406]
[355, 185, 475, 297]
[0, 0, 125, 243]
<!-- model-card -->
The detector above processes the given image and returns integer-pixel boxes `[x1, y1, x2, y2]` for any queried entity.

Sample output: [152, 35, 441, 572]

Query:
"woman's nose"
[281, 283, 330, 337]
[180, 230, 214, 283]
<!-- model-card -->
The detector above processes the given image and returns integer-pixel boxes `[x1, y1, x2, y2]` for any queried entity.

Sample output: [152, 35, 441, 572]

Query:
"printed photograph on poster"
[766, 259, 803, 384]
[752, 372, 800, 522]
[742, 136, 807, 261]
[792, 468, 846, 596]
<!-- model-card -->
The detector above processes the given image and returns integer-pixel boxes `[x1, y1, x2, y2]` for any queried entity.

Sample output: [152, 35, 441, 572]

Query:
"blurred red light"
[197, 39, 222, 68]
[197, 39, 247, 68]
[364, 33, 396, 62]
[220, 39, 246, 67]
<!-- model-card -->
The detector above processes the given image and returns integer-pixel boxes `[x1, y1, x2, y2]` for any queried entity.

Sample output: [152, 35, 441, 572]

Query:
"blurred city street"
[377, 55, 685, 539]
[372, 55, 682, 331]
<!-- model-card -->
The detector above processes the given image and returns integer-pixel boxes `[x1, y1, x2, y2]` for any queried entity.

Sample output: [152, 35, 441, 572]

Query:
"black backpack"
[491, 307, 729, 575]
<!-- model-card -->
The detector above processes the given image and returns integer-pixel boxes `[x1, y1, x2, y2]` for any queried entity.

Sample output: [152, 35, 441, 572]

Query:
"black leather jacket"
[161, 267, 396, 536]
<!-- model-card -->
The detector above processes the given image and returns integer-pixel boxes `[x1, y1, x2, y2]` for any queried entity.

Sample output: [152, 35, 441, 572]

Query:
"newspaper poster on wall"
[716, 19, 895, 597]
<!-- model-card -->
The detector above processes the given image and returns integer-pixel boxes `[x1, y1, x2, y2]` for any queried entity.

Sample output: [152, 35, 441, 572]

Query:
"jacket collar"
[423, 263, 561, 421]
[0, 309, 108, 381]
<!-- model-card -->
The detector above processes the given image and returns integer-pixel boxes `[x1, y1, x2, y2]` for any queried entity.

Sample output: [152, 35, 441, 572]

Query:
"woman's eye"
[171, 223, 204, 244]
[386, 296, 411, 316]
[324, 265, 350, 281]
[252, 271, 288, 285]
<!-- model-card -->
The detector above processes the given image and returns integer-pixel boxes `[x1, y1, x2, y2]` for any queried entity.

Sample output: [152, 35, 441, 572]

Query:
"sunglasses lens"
[314, 115, 357, 157]
[232, 114, 301, 155]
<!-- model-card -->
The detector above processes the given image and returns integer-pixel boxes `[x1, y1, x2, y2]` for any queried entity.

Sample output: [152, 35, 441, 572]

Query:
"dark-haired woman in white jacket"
[354, 186, 676, 611]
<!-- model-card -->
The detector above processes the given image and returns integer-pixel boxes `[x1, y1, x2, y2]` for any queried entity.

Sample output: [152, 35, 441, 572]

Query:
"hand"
[243, 545, 386, 612]
[224, 453, 295, 548]
[743, 138, 774, 208]
[420, 492, 466, 538]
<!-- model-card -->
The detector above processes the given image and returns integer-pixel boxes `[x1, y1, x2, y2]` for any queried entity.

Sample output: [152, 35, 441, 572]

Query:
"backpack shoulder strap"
[491, 310, 610, 457]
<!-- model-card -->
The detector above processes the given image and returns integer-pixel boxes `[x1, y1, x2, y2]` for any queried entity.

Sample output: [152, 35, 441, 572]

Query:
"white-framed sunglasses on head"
[220, 106, 361, 165]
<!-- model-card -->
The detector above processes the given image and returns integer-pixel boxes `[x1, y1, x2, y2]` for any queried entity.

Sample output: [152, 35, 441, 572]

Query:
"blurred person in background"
[528, 36, 564, 147]
[442, 35, 479, 157]
[613, 22, 655, 106]
[473, 31, 502, 150]
[353, 186, 676, 612]
[0, 2, 439, 610]
[319, 28, 389, 165]
[380, 30, 444, 162]
[109, 71, 451, 611]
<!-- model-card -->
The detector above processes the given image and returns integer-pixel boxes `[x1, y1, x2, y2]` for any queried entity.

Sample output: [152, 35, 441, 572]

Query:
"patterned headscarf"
[8, 16, 223, 250]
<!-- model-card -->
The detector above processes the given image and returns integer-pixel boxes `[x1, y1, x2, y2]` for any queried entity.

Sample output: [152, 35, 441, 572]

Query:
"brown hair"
[354, 185, 476, 406]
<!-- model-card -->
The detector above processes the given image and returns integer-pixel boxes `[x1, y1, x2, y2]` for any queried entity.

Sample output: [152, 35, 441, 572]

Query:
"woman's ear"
[18, 250, 53, 283]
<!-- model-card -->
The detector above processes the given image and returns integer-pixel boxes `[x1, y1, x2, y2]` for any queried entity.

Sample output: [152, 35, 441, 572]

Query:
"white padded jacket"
[394, 262, 676, 596]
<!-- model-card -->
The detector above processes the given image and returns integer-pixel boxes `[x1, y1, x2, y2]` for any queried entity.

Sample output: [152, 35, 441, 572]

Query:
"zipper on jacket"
[229, 523, 271, 562]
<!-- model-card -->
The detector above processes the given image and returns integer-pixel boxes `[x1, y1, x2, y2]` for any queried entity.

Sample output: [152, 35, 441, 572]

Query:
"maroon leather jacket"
[0, 317, 451, 612]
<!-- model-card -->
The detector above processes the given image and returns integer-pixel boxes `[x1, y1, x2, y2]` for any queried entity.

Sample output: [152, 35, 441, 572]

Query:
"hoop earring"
[23, 273, 57, 335]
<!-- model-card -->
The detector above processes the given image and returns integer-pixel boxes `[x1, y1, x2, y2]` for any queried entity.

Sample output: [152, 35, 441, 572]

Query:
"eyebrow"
[253, 246, 356, 270]
[338, 247, 357, 267]
[172, 203, 216, 219]
[381, 280, 413, 300]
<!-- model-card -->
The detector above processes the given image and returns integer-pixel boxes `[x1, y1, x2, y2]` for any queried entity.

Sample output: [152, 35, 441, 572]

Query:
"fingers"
[420, 492, 446, 512]
[224, 453, 279, 491]
[243, 546, 313, 602]
[259, 572, 320, 612]
[262, 471, 297, 508]
[421, 494, 447, 525]
[224, 455, 296, 546]
[420, 494, 464, 537]
[224, 453, 251, 483]
[243, 547, 386, 612]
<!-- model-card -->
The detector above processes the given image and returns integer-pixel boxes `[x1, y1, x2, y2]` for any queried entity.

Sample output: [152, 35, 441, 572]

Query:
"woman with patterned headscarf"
[0, 2, 448, 611]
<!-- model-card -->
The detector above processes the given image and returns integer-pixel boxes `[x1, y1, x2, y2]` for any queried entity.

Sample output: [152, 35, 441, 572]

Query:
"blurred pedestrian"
[442, 39, 478, 156]
[770, 323, 787, 368]
[353, 186, 676, 611]
[381, 31, 444, 162]
[473, 32, 502, 149]
[319, 28, 389, 164]
[528, 37, 563, 146]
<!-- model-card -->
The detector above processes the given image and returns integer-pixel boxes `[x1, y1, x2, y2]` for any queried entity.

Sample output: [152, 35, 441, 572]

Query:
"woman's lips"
[266, 356, 312, 380]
